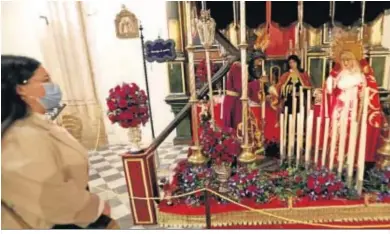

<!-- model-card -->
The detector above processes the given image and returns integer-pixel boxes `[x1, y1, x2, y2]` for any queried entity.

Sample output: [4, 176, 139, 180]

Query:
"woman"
[269, 55, 312, 112]
[1, 55, 111, 229]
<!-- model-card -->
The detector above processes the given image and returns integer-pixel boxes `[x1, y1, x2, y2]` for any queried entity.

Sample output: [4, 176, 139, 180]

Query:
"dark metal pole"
[139, 24, 156, 140]
[204, 188, 211, 229]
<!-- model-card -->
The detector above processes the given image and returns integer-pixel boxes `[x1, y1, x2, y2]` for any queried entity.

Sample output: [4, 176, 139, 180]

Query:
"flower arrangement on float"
[106, 82, 149, 152]
[364, 166, 390, 202]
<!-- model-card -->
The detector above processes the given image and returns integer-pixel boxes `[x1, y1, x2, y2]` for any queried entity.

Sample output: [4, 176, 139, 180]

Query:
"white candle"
[240, 1, 246, 43]
[299, 87, 304, 151]
[292, 96, 297, 154]
[305, 110, 314, 167]
[337, 94, 351, 176]
[262, 101, 266, 120]
[307, 89, 311, 117]
[288, 114, 293, 164]
[356, 88, 369, 195]
[314, 116, 321, 165]
[324, 89, 329, 118]
[280, 113, 284, 161]
[296, 112, 302, 167]
[347, 121, 358, 188]
[351, 95, 358, 122]
[328, 118, 338, 171]
[300, 87, 304, 115]
[321, 118, 330, 167]
[284, 107, 288, 157]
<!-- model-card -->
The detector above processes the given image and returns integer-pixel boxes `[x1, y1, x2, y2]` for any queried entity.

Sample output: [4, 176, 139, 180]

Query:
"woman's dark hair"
[287, 55, 304, 73]
[1, 55, 41, 134]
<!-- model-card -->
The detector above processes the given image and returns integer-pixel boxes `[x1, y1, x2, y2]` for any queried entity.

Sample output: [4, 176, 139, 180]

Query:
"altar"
[120, 1, 390, 230]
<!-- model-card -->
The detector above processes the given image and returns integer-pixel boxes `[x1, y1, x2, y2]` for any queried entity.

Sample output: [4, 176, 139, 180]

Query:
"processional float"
[121, 0, 390, 228]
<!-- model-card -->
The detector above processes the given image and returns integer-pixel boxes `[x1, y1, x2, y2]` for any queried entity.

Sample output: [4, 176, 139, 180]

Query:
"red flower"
[184, 174, 194, 182]
[108, 114, 116, 123]
[247, 185, 257, 193]
[318, 176, 326, 185]
[214, 131, 222, 139]
[307, 176, 316, 190]
[107, 100, 117, 111]
[118, 99, 128, 108]
[296, 189, 304, 197]
[215, 144, 224, 154]
[247, 172, 256, 181]
[120, 121, 131, 128]
[328, 184, 337, 193]
[327, 174, 336, 182]
[197, 172, 206, 179]
[295, 176, 302, 183]
[231, 174, 240, 182]
[314, 186, 322, 194]
[114, 85, 121, 93]
[334, 182, 343, 191]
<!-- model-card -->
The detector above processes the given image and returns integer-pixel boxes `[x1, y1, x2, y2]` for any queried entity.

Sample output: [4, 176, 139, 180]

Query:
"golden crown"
[331, 30, 364, 63]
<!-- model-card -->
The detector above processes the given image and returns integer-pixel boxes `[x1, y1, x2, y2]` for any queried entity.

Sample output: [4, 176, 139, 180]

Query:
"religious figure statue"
[268, 55, 312, 113]
[222, 51, 267, 129]
[319, 34, 382, 165]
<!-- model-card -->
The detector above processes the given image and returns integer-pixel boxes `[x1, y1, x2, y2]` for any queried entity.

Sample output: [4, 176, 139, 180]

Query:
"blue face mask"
[39, 83, 63, 111]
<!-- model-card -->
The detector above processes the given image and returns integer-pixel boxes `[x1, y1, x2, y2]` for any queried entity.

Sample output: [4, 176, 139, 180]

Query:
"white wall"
[1, 0, 176, 146]
[82, 1, 175, 145]
[1, 1, 45, 61]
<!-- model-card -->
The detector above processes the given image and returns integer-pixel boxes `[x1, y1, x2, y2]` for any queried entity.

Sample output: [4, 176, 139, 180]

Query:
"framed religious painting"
[115, 5, 139, 39]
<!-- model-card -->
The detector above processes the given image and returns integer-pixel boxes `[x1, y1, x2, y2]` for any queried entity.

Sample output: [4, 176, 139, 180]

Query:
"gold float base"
[158, 203, 390, 228]
[238, 145, 256, 164]
[188, 145, 207, 165]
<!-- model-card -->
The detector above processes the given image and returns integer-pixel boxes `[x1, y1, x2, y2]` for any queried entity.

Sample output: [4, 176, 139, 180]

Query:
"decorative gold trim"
[226, 90, 240, 97]
[123, 158, 155, 224]
[158, 203, 390, 228]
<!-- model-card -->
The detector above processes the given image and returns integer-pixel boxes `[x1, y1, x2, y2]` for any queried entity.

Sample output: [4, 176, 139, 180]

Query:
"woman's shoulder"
[2, 115, 53, 149]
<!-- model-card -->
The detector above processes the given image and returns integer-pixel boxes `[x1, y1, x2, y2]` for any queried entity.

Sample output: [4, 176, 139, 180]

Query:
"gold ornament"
[254, 27, 270, 52]
[331, 31, 364, 63]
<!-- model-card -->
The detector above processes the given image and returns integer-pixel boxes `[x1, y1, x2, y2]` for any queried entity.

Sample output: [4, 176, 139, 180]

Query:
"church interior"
[2, 0, 390, 230]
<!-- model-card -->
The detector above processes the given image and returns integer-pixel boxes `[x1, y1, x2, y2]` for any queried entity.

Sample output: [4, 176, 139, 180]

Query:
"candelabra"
[185, 1, 207, 164]
[196, 8, 216, 127]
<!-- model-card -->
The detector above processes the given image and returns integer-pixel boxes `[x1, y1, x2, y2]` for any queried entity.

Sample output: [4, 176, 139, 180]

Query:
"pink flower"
[314, 186, 322, 194]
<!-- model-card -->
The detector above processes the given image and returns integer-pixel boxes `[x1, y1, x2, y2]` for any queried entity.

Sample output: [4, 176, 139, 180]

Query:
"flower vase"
[128, 125, 142, 153]
[213, 163, 232, 193]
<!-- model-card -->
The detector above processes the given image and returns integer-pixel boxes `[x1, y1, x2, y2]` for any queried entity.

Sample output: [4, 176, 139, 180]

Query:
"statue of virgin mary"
[319, 33, 383, 166]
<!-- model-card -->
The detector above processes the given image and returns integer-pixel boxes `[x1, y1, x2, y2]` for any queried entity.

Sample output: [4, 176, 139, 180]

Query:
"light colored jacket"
[1, 113, 103, 229]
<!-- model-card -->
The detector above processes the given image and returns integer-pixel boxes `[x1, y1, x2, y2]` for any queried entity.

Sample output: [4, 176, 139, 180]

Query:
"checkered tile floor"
[88, 142, 189, 229]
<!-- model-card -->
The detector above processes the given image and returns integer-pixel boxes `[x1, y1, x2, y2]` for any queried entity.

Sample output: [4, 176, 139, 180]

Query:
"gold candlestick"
[186, 1, 206, 164]
[238, 0, 255, 164]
